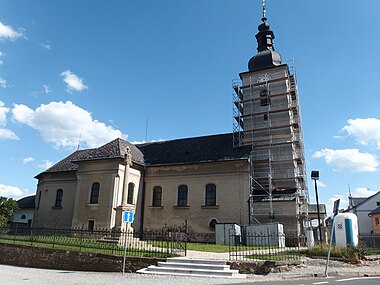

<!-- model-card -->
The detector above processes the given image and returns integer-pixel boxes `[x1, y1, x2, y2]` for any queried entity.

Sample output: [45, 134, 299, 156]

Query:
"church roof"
[36, 133, 251, 177]
[369, 206, 380, 216]
[136, 133, 251, 166]
[344, 191, 380, 213]
[17, 195, 36, 209]
[36, 138, 144, 177]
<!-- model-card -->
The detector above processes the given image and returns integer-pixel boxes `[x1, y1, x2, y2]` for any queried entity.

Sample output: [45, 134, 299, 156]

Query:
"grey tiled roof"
[72, 138, 145, 165]
[369, 206, 380, 216]
[36, 134, 251, 177]
[17, 195, 36, 209]
[136, 133, 251, 166]
[37, 138, 144, 177]
[344, 191, 380, 212]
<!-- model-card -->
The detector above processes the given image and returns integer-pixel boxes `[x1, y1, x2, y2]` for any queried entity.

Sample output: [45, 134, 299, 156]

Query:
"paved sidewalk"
[186, 250, 230, 260]
[182, 250, 380, 279]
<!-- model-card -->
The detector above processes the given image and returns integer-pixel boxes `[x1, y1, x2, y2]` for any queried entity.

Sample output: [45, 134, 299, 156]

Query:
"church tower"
[233, 2, 307, 234]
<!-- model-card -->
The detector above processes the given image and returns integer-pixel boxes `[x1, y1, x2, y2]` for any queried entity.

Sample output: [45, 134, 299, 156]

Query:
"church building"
[33, 6, 309, 240]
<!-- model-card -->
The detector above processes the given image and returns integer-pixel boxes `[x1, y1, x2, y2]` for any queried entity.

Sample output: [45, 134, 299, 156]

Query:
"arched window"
[127, 183, 135, 204]
[90, 182, 100, 204]
[55, 189, 63, 207]
[152, 186, 162, 207]
[177, 185, 188, 207]
[205, 184, 216, 206]
[21, 214, 26, 220]
[376, 217, 380, 225]
[209, 219, 218, 230]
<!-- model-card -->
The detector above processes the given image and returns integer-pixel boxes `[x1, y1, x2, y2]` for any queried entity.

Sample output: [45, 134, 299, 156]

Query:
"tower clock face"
[257, 73, 272, 83]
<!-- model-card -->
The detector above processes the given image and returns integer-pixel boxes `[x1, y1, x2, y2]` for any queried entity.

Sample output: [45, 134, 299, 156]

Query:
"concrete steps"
[137, 258, 246, 278]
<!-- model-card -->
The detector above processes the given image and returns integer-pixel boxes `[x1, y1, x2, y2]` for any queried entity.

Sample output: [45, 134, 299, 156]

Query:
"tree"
[0, 196, 19, 226]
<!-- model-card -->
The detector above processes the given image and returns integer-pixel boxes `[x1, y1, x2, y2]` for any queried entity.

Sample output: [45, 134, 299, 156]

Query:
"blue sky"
[1, 0, 380, 215]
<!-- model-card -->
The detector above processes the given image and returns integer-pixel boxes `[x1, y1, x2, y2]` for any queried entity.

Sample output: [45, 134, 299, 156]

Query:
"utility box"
[332, 213, 358, 247]
[245, 223, 285, 248]
[215, 223, 241, 245]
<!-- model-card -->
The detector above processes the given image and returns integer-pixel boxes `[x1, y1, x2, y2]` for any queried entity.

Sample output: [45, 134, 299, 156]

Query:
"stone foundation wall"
[0, 243, 163, 272]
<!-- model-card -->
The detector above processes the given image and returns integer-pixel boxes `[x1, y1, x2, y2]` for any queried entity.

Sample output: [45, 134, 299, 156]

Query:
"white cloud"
[341, 118, 380, 149]
[37, 159, 53, 170]
[0, 77, 7, 88]
[313, 148, 379, 173]
[40, 42, 51, 50]
[60, 70, 88, 93]
[0, 101, 9, 126]
[43, 84, 52, 94]
[0, 128, 19, 140]
[0, 184, 24, 198]
[22, 157, 35, 164]
[0, 51, 4, 65]
[352, 187, 377, 197]
[0, 21, 23, 40]
[12, 103, 34, 124]
[325, 194, 348, 217]
[12, 101, 126, 149]
[317, 181, 326, 188]
[0, 101, 19, 140]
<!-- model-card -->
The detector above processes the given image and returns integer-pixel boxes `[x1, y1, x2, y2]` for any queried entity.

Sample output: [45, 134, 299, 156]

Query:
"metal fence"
[229, 231, 302, 261]
[0, 225, 187, 258]
[359, 233, 380, 248]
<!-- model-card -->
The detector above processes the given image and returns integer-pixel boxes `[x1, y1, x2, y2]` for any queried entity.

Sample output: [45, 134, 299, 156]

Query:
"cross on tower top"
[262, 0, 267, 20]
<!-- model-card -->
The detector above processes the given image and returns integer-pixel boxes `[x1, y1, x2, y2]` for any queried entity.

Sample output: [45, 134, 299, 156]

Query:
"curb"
[281, 272, 380, 279]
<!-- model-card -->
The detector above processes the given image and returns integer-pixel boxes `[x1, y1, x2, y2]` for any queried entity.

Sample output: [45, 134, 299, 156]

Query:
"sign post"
[325, 199, 340, 277]
[122, 210, 134, 274]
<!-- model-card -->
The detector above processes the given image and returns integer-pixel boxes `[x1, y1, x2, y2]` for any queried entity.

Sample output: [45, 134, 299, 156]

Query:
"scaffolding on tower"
[232, 63, 309, 235]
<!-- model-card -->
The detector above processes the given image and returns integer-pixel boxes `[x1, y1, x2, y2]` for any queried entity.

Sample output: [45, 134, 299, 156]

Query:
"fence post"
[122, 229, 128, 274]
[111, 230, 114, 255]
[14, 224, 18, 244]
[30, 226, 34, 246]
[79, 226, 84, 252]
[184, 217, 188, 256]
[267, 228, 271, 260]
[52, 227, 57, 249]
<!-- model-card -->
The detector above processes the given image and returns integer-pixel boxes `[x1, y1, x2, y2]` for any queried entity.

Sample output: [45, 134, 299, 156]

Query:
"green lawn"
[186, 243, 230, 252]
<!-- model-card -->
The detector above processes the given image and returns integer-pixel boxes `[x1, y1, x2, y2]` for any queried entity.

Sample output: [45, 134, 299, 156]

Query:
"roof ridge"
[345, 191, 380, 211]
[135, 133, 232, 146]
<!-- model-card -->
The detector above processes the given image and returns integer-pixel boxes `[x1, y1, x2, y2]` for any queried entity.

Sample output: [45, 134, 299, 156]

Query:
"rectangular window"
[55, 189, 63, 208]
[90, 182, 100, 204]
[88, 220, 95, 231]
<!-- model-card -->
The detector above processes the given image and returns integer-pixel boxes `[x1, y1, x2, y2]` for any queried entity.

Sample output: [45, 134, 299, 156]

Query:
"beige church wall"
[71, 159, 143, 230]
[71, 160, 123, 229]
[33, 172, 77, 227]
[143, 160, 250, 234]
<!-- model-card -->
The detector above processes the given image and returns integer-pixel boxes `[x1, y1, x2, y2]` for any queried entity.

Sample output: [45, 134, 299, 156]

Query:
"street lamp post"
[311, 170, 323, 244]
